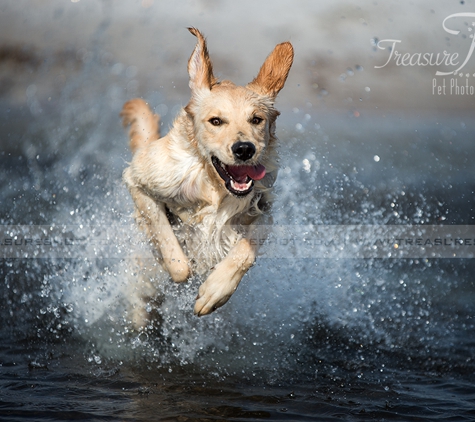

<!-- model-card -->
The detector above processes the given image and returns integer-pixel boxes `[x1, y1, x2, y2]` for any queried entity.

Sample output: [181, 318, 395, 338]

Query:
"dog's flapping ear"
[247, 42, 294, 98]
[187, 27, 217, 92]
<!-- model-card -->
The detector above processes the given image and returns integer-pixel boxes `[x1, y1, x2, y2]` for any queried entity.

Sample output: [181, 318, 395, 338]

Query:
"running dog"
[121, 28, 293, 318]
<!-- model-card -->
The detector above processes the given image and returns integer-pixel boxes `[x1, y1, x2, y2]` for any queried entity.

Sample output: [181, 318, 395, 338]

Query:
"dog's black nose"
[232, 141, 256, 161]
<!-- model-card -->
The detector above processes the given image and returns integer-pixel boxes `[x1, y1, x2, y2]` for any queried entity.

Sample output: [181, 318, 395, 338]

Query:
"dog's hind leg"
[125, 257, 159, 330]
[121, 99, 160, 154]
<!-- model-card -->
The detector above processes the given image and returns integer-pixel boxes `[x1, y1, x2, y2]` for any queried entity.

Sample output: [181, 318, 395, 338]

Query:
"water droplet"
[126, 66, 138, 78]
[155, 104, 168, 117]
[26, 84, 37, 98]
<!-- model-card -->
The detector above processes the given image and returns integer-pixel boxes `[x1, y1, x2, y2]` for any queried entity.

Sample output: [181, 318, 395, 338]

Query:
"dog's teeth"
[230, 179, 252, 192]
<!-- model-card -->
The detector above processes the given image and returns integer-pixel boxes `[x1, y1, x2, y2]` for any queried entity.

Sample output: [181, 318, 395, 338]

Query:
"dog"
[121, 28, 293, 319]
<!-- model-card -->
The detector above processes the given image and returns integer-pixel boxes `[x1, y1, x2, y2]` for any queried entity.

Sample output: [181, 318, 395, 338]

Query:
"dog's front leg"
[128, 185, 190, 283]
[194, 232, 262, 316]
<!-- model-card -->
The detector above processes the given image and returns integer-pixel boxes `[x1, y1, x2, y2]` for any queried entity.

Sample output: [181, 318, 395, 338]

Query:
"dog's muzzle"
[212, 156, 266, 197]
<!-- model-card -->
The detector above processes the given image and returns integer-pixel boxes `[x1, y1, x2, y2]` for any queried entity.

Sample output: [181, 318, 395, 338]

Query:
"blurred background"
[1, 0, 473, 115]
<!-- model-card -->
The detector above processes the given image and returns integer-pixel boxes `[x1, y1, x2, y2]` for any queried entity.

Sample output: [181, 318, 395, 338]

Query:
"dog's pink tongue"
[227, 164, 266, 182]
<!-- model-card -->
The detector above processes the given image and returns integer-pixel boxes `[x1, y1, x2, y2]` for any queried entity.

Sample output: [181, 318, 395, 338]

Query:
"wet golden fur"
[121, 28, 293, 318]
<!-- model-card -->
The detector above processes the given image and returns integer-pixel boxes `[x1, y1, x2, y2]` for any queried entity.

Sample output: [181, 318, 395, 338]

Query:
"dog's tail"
[121, 99, 160, 154]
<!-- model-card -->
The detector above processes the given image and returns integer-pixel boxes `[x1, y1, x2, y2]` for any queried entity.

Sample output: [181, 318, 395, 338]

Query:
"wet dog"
[121, 28, 293, 319]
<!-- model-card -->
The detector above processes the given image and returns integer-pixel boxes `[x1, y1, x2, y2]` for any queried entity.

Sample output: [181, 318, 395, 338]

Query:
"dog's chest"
[170, 211, 241, 275]
[166, 200, 253, 275]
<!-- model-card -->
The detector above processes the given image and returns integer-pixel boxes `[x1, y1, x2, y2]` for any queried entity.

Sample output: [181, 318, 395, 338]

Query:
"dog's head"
[184, 28, 294, 197]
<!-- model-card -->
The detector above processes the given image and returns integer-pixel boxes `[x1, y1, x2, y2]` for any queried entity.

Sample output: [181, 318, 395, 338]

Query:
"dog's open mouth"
[212, 156, 266, 196]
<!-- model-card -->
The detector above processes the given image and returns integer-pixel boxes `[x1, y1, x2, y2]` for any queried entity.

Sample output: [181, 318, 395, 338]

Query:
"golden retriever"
[121, 28, 293, 319]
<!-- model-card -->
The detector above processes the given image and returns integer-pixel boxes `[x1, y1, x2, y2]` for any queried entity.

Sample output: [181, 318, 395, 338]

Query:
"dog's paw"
[193, 270, 238, 316]
[166, 258, 191, 283]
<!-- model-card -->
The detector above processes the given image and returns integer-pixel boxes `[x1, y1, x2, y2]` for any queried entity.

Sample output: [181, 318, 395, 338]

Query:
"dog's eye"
[209, 117, 223, 126]
[251, 116, 263, 125]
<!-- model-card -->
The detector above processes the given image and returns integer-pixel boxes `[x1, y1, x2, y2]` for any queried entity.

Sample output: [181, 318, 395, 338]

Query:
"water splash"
[1, 30, 474, 382]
